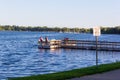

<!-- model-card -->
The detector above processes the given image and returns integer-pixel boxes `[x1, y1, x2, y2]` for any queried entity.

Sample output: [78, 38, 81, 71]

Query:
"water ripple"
[0, 31, 120, 80]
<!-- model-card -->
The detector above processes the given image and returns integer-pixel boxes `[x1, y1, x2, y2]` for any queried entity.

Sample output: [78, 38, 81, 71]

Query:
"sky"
[0, 0, 120, 28]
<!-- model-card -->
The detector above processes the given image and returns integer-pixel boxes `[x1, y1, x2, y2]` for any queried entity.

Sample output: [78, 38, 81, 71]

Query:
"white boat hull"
[38, 40, 61, 49]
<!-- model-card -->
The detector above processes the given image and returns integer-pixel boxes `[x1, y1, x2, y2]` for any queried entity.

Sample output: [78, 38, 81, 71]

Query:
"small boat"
[38, 39, 61, 49]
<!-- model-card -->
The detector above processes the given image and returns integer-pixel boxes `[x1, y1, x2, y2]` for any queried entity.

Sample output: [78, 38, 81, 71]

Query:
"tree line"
[0, 25, 120, 34]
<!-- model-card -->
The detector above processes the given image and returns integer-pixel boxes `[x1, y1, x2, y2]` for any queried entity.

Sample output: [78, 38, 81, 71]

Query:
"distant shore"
[0, 25, 120, 34]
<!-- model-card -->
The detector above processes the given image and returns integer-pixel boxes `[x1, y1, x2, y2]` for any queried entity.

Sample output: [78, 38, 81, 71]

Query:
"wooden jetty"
[38, 39, 120, 51]
[61, 40, 120, 51]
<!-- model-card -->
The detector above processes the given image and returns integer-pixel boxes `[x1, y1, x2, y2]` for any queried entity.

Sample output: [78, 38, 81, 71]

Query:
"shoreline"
[9, 62, 120, 80]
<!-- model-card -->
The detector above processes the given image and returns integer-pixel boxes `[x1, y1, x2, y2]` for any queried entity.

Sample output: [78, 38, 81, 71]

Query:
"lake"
[0, 31, 120, 80]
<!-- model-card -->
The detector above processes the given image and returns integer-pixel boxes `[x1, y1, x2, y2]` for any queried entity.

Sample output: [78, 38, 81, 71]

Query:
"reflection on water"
[0, 31, 120, 80]
[39, 49, 62, 54]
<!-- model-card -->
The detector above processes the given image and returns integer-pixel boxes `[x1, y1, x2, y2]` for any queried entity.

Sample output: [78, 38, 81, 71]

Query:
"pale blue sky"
[0, 0, 120, 28]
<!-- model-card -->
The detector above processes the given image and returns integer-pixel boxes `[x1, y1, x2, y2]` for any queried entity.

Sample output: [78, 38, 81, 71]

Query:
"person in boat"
[39, 37, 44, 42]
[45, 36, 49, 43]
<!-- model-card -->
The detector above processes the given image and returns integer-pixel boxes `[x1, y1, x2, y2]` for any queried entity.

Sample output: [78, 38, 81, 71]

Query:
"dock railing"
[61, 40, 120, 51]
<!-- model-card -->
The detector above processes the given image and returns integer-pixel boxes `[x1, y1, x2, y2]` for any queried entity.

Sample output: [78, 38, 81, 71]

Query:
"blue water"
[0, 31, 120, 80]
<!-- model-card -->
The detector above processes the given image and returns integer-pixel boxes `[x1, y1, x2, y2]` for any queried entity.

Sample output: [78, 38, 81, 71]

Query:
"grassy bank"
[9, 62, 120, 80]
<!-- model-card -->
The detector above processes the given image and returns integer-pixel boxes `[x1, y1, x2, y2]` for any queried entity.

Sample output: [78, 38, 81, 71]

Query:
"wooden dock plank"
[38, 39, 120, 51]
[61, 40, 120, 51]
